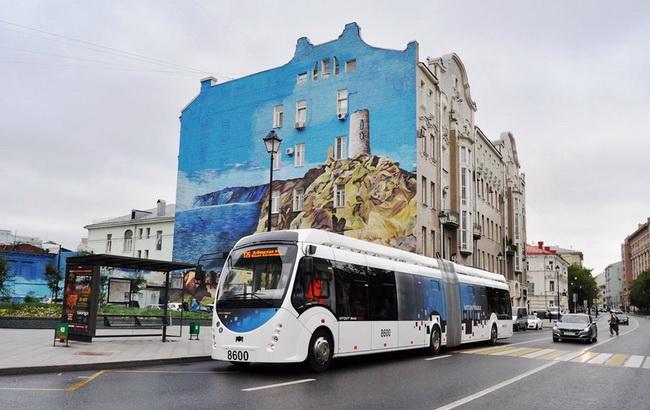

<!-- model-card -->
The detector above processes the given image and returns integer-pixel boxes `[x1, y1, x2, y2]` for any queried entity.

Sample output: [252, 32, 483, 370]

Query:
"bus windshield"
[216, 244, 297, 308]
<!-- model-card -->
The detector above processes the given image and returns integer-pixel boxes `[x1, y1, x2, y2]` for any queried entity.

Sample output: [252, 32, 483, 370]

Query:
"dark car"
[553, 313, 597, 343]
[612, 310, 629, 325]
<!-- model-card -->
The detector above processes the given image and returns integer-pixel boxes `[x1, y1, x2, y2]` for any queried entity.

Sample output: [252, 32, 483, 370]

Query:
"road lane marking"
[587, 353, 613, 365]
[521, 348, 554, 359]
[624, 355, 645, 368]
[506, 348, 541, 357]
[643, 357, 650, 369]
[0, 387, 64, 392]
[570, 351, 599, 363]
[241, 378, 316, 392]
[64, 370, 106, 393]
[425, 354, 452, 361]
[507, 336, 550, 346]
[434, 361, 558, 410]
[605, 354, 629, 367]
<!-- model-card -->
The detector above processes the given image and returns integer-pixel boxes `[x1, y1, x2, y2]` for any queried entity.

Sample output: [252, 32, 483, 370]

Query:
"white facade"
[0, 229, 42, 246]
[526, 242, 570, 313]
[84, 199, 175, 261]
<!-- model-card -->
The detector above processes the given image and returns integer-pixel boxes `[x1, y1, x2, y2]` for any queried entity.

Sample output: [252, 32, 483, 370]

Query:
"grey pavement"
[0, 326, 211, 374]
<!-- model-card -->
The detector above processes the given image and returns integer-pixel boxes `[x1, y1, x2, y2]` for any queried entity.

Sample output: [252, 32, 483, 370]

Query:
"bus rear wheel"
[429, 325, 441, 355]
[306, 329, 332, 373]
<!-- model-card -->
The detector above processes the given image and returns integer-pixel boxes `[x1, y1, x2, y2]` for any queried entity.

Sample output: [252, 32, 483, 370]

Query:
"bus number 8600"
[227, 350, 249, 361]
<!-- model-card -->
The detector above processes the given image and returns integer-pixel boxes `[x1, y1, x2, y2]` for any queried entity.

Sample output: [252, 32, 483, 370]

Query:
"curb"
[0, 355, 212, 376]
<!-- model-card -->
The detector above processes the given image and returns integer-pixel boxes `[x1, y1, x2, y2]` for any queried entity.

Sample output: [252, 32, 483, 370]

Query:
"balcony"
[473, 223, 482, 239]
[506, 243, 517, 256]
[440, 210, 459, 229]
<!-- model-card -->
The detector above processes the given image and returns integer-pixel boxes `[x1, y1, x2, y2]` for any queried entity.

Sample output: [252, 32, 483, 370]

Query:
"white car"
[167, 303, 183, 311]
[527, 315, 544, 330]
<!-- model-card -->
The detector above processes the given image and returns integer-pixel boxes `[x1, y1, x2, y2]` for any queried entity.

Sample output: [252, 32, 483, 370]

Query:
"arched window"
[123, 230, 133, 253]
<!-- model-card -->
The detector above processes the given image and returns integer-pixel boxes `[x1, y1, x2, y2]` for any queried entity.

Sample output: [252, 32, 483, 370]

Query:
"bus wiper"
[230, 292, 273, 306]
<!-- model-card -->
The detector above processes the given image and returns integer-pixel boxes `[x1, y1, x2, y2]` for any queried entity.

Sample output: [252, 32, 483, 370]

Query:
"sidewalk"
[0, 326, 212, 375]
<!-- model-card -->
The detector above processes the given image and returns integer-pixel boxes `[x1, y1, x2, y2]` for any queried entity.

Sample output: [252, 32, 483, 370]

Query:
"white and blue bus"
[213, 229, 513, 372]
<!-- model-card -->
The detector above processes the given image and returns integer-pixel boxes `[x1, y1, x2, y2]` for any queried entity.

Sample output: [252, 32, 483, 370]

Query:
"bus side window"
[334, 261, 368, 320]
[291, 257, 335, 314]
[368, 268, 397, 321]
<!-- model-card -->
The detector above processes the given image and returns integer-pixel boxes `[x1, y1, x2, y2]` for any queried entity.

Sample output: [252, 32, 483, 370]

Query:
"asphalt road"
[2, 314, 649, 410]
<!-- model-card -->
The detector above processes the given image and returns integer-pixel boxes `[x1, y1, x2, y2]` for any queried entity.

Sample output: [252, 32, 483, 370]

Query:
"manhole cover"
[75, 351, 113, 356]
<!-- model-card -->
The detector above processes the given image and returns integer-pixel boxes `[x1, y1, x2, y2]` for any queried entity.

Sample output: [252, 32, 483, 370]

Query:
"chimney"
[537, 241, 544, 249]
[156, 199, 166, 217]
[544, 246, 551, 252]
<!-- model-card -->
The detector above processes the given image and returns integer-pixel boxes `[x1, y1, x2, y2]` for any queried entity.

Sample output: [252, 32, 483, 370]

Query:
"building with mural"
[173, 23, 528, 303]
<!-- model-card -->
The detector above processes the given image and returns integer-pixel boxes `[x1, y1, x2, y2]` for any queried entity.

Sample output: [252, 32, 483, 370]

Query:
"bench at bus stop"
[98, 314, 170, 329]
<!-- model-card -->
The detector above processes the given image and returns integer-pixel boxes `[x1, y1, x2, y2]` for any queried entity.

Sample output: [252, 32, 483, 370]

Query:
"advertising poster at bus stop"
[63, 265, 99, 342]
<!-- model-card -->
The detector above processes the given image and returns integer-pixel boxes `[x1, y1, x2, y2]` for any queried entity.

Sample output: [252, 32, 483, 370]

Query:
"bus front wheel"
[489, 324, 498, 345]
[306, 329, 332, 373]
[429, 325, 441, 355]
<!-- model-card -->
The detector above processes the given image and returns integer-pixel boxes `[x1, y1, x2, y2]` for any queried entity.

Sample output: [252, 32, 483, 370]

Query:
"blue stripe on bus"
[217, 308, 278, 332]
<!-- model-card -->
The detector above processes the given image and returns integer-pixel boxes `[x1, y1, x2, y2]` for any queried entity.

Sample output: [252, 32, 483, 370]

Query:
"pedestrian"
[609, 312, 619, 336]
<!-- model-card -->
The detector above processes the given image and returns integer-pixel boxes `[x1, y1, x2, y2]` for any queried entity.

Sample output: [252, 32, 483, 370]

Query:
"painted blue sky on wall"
[174, 23, 418, 265]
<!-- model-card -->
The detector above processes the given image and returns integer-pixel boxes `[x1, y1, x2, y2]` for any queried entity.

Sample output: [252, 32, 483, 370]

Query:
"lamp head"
[263, 130, 282, 154]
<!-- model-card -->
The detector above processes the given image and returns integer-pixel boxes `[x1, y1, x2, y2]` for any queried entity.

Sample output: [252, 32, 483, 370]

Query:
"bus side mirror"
[303, 256, 314, 274]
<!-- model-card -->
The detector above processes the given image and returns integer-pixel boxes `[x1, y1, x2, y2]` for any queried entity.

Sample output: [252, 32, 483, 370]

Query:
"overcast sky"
[1, 0, 648, 275]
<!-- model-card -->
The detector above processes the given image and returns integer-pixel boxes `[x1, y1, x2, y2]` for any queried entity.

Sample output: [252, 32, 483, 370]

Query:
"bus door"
[332, 257, 371, 353]
[368, 267, 398, 350]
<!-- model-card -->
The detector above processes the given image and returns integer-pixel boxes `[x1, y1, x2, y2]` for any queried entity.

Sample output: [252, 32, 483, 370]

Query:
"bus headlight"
[272, 335, 279, 342]
[266, 343, 276, 352]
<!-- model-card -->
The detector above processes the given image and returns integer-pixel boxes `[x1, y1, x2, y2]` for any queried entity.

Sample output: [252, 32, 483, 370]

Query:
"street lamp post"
[555, 265, 561, 319]
[263, 130, 282, 232]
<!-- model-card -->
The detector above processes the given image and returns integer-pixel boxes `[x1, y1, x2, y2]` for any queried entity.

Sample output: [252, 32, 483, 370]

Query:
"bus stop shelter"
[63, 254, 195, 342]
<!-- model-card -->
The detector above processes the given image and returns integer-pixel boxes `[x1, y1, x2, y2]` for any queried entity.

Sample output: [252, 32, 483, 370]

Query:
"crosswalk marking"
[643, 357, 650, 369]
[588, 353, 613, 365]
[624, 355, 645, 368]
[606, 354, 629, 367]
[556, 351, 587, 362]
[474, 346, 516, 355]
[521, 348, 555, 359]
[538, 350, 567, 360]
[505, 348, 540, 357]
[491, 347, 529, 356]
[571, 351, 599, 363]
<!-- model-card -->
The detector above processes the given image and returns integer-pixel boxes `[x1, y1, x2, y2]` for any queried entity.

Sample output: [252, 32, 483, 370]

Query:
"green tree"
[568, 263, 598, 312]
[0, 254, 12, 300]
[129, 274, 147, 301]
[630, 269, 650, 311]
[44, 262, 63, 301]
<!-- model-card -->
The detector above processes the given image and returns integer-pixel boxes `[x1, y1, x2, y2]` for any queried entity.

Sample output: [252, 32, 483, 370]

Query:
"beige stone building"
[622, 217, 650, 308]
[415, 54, 528, 306]
[549, 246, 583, 267]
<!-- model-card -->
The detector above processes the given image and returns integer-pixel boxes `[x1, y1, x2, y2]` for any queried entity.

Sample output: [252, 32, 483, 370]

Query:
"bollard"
[189, 322, 200, 340]
[54, 323, 69, 347]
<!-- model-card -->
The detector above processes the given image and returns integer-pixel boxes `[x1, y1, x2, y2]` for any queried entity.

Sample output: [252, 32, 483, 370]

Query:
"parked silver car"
[512, 307, 528, 331]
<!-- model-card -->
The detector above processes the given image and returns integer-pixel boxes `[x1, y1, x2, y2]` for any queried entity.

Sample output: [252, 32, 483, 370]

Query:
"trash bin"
[189, 322, 200, 340]
[54, 323, 69, 347]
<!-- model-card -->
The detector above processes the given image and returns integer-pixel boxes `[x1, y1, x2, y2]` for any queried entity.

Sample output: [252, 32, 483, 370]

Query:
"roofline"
[84, 216, 174, 230]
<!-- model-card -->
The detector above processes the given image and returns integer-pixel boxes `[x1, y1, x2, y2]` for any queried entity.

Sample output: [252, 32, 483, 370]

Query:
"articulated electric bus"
[212, 229, 513, 372]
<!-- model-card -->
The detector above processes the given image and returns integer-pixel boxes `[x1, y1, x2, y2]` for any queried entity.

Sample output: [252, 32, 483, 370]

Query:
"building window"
[138, 228, 143, 239]
[271, 191, 280, 214]
[146, 228, 150, 238]
[334, 184, 345, 208]
[156, 230, 163, 251]
[461, 146, 467, 164]
[550, 280, 555, 292]
[322, 58, 330, 78]
[273, 151, 281, 170]
[294, 143, 304, 167]
[345, 59, 356, 72]
[335, 136, 346, 160]
[430, 133, 436, 159]
[461, 211, 468, 249]
[273, 105, 283, 128]
[422, 130, 428, 154]
[293, 189, 304, 212]
[123, 230, 133, 253]
[106, 234, 112, 253]
[430, 181, 436, 210]
[461, 168, 467, 205]
[296, 100, 307, 127]
[421, 176, 427, 206]
[336, 89, 348, 117]
[422, 226, 427, 256]
[297, 72, 307, 85]
[144, 249, 149, 259]
[333, 57, 340, 75]
[137, 250, 142, 258]
[430, 229, 436, 257]
[311, 63, 318, 80]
